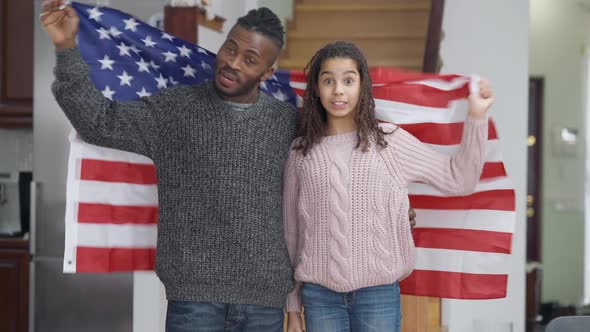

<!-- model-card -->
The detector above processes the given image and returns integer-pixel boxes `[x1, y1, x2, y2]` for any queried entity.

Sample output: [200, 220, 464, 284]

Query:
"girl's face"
[317, 57, 361, 124]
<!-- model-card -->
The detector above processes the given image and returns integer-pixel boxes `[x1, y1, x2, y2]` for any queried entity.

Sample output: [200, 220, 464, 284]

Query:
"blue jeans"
[165, 301, 284, 332]
[301, 282, 402, 332]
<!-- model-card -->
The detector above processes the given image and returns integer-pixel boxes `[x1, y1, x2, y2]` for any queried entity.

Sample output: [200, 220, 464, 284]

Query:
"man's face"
[215, 25, 279, 103]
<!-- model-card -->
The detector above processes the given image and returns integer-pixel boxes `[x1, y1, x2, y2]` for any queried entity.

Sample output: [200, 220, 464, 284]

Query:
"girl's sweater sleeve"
[385, 116, 488, 195]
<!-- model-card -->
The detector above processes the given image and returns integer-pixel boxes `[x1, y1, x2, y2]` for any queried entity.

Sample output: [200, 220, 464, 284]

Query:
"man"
[42, 1, 296, 330]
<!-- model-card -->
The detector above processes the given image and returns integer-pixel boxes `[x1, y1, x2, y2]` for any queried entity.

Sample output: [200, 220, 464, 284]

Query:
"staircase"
[279, 0, 439, 72]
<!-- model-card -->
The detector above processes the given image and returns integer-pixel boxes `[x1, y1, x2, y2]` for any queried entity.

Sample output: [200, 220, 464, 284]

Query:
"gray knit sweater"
[52, 48, 298, 308]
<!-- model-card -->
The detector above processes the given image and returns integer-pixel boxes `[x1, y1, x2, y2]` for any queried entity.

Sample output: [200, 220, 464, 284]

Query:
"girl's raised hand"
[468, 78, 494, 119]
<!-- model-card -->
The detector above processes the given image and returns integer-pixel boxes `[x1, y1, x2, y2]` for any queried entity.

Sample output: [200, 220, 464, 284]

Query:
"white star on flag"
[177, 45, 192, 58]
[161, 32, 175, 41]
[87, 7, 104, 22]
[98, 55, 115, 70]
[101, 85, 115, 100]
[109, 27, 122, 38]
[129, 45, 141, 55]
[117, 71, 134, 86]
[181, 64, 197, 78]
[196, 47, 208, 54]
[169, 76, 179, 85]
[116, 42, 131, 56]
[150, 61, 160, 70]
[272, 89, 287, 101]
[136, 87, 152, 98]
[135, 58, 150, 73]
[142, 35, 157, 48]
[162, 51, 178, 63]
[96, 27, 111, 40]
[123, 17, 139, 32]
[155, 74, 168, 89]
[200, 61, 212, 71]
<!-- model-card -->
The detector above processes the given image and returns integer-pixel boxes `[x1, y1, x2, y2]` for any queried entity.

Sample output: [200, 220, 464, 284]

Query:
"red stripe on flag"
[409, 189, 516, 211]
[481, 162, 507, 179]
[370, 67, 464, 84]
[373, 83, 470, 108]
[288, 70, 306, 83]
[413, 228, 512, 254]
[293, 87, 304, 97]
[80, 159, 157, 184]
[399, 120, 498, 145]
[286, 68, 465, 85]
[400, 270, 508, 299]
[76, 247, 156, 272]
[78, 203, 158, 224]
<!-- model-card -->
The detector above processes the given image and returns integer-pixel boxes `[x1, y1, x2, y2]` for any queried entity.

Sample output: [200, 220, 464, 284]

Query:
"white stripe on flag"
[77, 180, 158, 205]
[375, 99, 468, 125]
[70, 133, 154, 164]
[408, 177, 514, 196]
[412, 209, 516, 233]
[77, 223, 157, 247]
[289, 81, 306, 90]
[405, 76, 471, 91]
[414, 248, 511, 275]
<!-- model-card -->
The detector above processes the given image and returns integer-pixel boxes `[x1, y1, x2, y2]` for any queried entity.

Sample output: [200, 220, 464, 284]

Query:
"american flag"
[63, 1, 515, 300]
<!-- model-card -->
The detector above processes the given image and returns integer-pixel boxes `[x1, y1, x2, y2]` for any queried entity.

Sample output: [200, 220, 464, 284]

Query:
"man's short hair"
[236, 7, 285, 50]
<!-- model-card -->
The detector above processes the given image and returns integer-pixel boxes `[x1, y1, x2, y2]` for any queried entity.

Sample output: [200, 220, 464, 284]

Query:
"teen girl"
[284, 41, 493, 332]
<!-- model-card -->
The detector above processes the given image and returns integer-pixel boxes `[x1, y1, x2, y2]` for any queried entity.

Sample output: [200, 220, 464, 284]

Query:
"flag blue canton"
[72, 1, 299, 107]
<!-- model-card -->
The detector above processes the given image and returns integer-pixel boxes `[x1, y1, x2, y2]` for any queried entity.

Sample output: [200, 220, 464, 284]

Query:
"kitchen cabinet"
[0, 1, 34, 128]
[0, 239, 29, 332]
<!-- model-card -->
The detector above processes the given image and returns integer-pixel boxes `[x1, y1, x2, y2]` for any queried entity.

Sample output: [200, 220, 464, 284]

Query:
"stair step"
[295, 3, 431, 12]
[284, 36, 426, 61]
[278, 57, 423, 72]
[289, 8, 430, 35]
[298, 0, 428, 4]
[287, 32, 425, 40]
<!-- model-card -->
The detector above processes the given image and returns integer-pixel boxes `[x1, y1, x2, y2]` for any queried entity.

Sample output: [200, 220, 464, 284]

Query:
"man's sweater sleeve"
[52, 47, 161, 158]
[283, 145, 302, 312]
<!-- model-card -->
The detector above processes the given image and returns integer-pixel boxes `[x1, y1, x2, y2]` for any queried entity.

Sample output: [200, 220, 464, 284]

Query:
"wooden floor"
[401, 295, 441, 332]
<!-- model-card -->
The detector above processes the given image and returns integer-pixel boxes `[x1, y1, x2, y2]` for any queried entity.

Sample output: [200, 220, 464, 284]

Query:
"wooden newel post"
[164, 6, 200, 44]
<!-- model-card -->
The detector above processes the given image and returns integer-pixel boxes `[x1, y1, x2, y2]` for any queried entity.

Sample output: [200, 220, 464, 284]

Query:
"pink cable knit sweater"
[283, 116, 488, 312]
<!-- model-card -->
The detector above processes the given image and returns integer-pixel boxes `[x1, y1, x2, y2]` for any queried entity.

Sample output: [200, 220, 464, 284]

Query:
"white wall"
[439, 1, 528, 331]
[199, 0, 249, 52]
